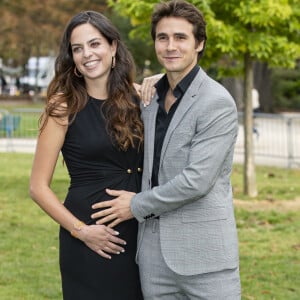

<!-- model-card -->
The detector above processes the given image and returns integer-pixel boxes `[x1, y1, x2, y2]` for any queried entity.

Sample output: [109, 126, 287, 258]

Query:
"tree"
[106, 11, 162, 79]
[108, 0, 300, 197]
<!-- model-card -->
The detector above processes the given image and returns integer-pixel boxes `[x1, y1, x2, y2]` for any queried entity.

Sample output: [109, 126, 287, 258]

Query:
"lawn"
[0, 153, 299, 299]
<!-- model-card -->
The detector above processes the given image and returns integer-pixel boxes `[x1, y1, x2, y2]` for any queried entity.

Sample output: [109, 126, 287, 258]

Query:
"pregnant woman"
[30, 11, 144, 299]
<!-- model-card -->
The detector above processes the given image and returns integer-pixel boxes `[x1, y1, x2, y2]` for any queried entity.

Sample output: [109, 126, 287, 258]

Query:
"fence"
[0, 108, 42, 152]
[235, 112, 300, 168]
[0, 108, 300, 168]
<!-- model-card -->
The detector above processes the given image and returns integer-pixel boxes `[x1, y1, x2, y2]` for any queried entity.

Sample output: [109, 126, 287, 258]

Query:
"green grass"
[237, 209, 300, 299]
[0, 153, 299, 299]
[232, 164, 300, 201]
[0, 153, 67, 300]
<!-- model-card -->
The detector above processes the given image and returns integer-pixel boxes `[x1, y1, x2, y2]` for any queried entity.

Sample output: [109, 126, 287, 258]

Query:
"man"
[92, 0, 241, 298]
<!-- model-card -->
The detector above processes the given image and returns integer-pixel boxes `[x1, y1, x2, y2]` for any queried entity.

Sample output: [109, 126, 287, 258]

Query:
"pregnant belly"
[64, 175, 140, 227]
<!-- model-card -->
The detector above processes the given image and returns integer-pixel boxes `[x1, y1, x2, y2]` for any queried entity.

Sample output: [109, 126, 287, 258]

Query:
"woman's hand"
[77, 224, 126, 260]
[134, 73, 164, 106]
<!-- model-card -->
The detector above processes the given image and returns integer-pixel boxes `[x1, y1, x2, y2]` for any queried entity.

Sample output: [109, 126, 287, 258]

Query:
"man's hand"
[91, 189, 135, 228]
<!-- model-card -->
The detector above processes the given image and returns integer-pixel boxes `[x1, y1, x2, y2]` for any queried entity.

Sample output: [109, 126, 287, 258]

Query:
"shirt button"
[127, 169, 132, 174]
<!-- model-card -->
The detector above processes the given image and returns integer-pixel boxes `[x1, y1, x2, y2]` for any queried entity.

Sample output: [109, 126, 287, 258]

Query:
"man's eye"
[157, 36, 167, 41]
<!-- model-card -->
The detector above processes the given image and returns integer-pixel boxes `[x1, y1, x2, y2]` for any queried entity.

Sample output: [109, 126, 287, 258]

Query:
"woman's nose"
[83, 47, 92, 58]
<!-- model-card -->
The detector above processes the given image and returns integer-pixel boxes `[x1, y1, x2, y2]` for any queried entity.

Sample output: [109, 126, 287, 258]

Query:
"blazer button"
[137, 167, 142, 172]
[127, 169, 132, 174]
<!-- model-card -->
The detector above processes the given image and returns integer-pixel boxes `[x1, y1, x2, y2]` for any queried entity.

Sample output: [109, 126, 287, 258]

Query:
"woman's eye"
[91, 42, 100, 48]
[72, 47, 81, 53]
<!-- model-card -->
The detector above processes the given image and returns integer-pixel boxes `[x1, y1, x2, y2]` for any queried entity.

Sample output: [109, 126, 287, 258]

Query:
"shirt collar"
[155, 65, 200, 100]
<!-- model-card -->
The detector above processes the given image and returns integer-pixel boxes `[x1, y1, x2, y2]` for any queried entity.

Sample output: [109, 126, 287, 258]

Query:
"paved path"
[0, 138, 36, 153]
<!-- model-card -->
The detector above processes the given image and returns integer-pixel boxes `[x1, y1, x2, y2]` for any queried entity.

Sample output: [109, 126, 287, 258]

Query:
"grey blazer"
[131, 68, 239, 276]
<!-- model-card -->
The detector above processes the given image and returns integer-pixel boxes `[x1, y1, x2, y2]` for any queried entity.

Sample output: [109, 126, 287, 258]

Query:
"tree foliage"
[108, 0, 300, 73]
[107, 11, 162, 79]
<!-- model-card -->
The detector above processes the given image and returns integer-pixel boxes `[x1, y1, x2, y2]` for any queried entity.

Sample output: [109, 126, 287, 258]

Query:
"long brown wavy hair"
[41, 11, 143, 151]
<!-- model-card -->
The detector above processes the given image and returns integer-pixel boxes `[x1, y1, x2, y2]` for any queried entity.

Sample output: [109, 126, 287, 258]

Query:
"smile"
[164, 56, 180, 60]
[84, 60, 99, 67]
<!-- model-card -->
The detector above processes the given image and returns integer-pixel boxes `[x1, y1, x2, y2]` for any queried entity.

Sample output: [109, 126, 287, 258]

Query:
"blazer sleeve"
[131, 91, 238, 222]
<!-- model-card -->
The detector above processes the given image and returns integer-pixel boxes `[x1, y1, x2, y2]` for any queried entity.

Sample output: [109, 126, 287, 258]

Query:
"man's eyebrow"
[156, 32, 188, 37]
[156, 32, 168, 37]
[174, 32, 189, 37]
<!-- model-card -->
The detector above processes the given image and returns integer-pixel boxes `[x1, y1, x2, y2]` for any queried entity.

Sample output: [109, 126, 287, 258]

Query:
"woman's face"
[70, 23, 116, 82]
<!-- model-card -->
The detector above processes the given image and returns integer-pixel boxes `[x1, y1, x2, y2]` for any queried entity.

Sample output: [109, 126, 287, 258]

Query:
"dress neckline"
[89, 95, 107, 102]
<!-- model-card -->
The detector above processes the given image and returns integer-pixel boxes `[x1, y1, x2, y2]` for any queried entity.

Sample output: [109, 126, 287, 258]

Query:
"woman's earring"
[74, 66, 83, 77]
[111, 56, 116, 69]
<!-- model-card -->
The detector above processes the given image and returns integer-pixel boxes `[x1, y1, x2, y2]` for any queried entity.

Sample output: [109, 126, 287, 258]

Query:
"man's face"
[154, 17, 203, 79]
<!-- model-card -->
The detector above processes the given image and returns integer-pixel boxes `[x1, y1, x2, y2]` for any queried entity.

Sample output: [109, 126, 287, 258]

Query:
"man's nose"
[167, 39, 176, 51]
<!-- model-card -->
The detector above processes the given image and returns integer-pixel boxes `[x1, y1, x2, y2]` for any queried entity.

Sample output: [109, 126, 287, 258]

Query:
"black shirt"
[151, 65, 200, 187]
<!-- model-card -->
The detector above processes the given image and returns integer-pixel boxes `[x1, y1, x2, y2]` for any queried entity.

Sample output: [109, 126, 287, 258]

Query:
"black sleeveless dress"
[59, 96, 143, 299]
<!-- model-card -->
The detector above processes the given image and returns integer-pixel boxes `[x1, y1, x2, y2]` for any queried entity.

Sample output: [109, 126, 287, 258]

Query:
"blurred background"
[0, 0, 299, 113]
[0, 0, 161, 99]
[0, 2, 299, 299]
[0, 0, 300, 189]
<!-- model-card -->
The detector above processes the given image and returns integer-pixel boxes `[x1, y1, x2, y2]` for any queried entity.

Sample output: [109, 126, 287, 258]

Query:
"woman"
[29, 11, 144, 299]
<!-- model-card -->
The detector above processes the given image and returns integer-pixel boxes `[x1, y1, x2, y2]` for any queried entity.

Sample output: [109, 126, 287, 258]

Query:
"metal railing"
[1, 108, 300, 168]
[0, 108, 42, 152]
[235, 112, 300, 168]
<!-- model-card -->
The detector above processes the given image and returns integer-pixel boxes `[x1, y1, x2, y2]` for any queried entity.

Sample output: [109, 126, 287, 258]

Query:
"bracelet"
[70, 221, 85, 238]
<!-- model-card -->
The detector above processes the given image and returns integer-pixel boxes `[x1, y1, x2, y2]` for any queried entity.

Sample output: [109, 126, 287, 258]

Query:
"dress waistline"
[69, 167, 143, 188]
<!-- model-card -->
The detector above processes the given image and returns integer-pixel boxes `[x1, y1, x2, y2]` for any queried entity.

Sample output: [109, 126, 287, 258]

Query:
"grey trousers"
[137, 218, 241, 300]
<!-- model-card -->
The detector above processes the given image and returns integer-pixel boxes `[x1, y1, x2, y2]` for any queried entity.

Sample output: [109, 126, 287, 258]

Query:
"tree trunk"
[253, 62, 273, 112]
[243, 53, 257, 197]
[221, 77, 243, 111]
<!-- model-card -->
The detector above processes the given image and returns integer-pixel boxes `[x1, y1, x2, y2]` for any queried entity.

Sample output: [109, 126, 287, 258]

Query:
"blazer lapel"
[143, 97, 159, 177]
[160, 69, 206, 166]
